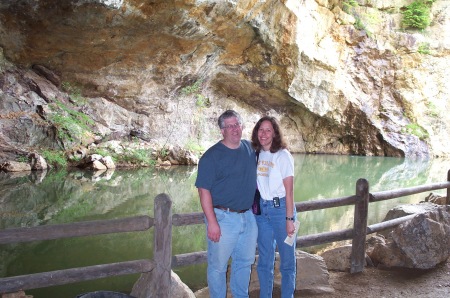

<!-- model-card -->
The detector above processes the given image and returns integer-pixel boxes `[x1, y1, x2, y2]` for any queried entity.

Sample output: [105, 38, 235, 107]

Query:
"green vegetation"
[181, 80, 202, 95]
[157, 147, 169, 159]
[122, 148, 155, 166]
[425, 101, 439, 117]
[403, 123, 429, 140]
[185, 139, 204, 154]
[341, 0, 375, 38]
[417, 42, 431, 54]
[365, 10, 382, 27]
[16, 155, 28, 163]
[343, 0, 358, 14]
[195, 94, 210, 108]
[402, 0, 435, 30]
[181, 80, 211, 108]
[354, 16, 365, 30]
[93, 148, 112, 158]
[61, 82, 86, 106]
[47, 100, 95, 147]
[92, 146, 157, 167]
[41, 150, 68, 168]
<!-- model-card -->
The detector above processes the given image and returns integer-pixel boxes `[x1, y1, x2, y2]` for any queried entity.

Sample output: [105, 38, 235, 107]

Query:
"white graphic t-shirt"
[257, 148, 294, 201]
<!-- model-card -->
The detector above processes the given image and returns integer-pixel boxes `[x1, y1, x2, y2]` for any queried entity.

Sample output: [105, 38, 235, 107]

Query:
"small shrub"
[181, 80, 211, 108]
[417, 42, 431, 54]
[402, 1, 432, 30]
[343, 0, 358, 14]
[159, 148, 169, 159]
[354, 16, 365, 30]
[425, 101, 439, 117]
[181, 80, 202, 95]
[195, 94, 211, 108]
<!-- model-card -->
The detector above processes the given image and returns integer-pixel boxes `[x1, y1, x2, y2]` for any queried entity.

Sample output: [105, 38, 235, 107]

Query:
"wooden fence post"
[350, 178, 369, 273]
[131, 193, 173, 297]
[153, 193, 173, 298]
[447, 170, 450, 205]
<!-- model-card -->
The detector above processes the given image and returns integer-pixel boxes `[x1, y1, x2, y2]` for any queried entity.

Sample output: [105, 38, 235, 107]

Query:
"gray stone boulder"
[78, 154, 116, 170]
[131, 270, 195, 298]
[424, 192, 447, 205]
[100, 155, 116, 169]
[295, 250, 334, 295]
[162, 145, 199, 166]
[383, 202, 442, 221]
[370, 205, 450, 269]
[320, 244, 370, 272]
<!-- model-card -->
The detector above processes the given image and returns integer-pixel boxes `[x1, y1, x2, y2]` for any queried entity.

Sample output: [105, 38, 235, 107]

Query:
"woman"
[251, 116, 297, 298]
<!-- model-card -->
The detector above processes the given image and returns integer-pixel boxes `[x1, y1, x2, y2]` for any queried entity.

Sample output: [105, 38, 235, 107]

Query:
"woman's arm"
[283, 175, 295, 235]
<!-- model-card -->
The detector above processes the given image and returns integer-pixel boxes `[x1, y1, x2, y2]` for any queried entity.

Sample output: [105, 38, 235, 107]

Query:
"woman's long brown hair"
[251, 116, 287, 153]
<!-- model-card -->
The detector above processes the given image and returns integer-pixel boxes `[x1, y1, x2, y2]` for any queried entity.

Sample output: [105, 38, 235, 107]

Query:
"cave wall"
[0, 0, 449, 159]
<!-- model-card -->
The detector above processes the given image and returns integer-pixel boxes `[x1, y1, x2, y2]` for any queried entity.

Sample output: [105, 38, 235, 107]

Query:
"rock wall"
[0, 0, 449, 159]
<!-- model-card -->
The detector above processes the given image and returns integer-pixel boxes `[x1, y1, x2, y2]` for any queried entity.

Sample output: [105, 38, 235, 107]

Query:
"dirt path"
[301, 259, 450, 298]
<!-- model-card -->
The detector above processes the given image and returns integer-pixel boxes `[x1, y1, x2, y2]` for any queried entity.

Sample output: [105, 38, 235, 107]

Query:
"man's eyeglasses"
[223, 123, 241, 130]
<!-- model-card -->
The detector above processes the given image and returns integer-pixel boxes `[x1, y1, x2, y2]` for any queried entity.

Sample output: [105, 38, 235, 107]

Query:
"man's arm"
[198, 187, 221, 242]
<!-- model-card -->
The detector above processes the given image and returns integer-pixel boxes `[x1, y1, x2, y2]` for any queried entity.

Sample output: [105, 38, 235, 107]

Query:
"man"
[195, 109, 258, 298]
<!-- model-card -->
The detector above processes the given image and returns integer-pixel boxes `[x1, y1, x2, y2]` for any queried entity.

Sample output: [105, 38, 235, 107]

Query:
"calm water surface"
[0, 154, 449, 297]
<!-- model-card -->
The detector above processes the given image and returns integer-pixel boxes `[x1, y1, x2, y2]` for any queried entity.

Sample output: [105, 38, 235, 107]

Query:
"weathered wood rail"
[1, 170, 449, 296]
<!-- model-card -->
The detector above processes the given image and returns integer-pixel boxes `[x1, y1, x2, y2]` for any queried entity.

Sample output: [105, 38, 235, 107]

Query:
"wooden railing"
[1, 170, 449, 297]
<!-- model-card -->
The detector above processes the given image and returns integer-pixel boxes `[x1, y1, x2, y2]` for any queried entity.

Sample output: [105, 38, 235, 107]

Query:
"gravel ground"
[299, 259, 450, 298]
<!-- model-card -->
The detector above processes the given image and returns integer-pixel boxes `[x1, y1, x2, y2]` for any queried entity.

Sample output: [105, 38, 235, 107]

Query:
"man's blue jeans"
[206, 208, 258, 298]
[256, 197, 297, 298]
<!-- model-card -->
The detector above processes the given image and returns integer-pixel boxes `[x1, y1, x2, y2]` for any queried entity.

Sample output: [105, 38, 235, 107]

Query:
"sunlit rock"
[29, 152, 48, 170]
[0, 161, 31, 172]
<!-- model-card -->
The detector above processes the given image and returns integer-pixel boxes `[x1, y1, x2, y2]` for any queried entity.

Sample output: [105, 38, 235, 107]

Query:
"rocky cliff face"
[0, 0, 449, 161]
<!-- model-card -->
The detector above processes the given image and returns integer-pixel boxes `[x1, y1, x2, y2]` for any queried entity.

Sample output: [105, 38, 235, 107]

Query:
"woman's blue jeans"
[206, 208, 258, 298]
[256, 197, 297, 298]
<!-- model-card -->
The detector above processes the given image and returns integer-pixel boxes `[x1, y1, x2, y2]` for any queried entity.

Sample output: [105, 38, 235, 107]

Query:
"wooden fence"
[0, 170, 449, 297]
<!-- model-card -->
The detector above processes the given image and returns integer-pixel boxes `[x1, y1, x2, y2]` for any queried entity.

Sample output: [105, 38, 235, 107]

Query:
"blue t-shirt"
[195, 140, 257, 211]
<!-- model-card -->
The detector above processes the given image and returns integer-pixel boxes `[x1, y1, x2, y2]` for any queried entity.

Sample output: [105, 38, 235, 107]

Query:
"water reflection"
[0, 155, 449, 297]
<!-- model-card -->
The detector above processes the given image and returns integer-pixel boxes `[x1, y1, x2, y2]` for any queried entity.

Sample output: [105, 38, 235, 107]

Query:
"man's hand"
[198, 188, 221, 242]
[207, 220, 221, 242]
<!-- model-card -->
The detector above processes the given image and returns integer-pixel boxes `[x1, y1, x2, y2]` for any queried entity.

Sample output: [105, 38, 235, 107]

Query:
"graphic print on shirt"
[258, 158, 273, 177]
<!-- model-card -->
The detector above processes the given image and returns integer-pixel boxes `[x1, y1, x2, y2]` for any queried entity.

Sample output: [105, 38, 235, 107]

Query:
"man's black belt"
[214, 205, 248, 213]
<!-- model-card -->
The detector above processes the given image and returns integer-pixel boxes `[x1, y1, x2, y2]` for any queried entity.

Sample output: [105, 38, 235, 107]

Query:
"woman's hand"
[286, 220, 295, 236]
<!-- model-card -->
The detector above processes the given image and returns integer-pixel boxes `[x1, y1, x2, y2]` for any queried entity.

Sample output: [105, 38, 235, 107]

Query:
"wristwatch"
[285, 216, 295, 221]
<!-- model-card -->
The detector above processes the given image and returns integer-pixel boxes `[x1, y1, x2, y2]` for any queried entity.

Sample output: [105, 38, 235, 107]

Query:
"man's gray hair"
[218, 110, 243, 129]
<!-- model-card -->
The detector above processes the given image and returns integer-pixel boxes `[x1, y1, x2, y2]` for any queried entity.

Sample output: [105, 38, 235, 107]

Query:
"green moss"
[48, 100, 95, 147]
[402, 123, 429, 140]
[41, 150, 68, 168]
